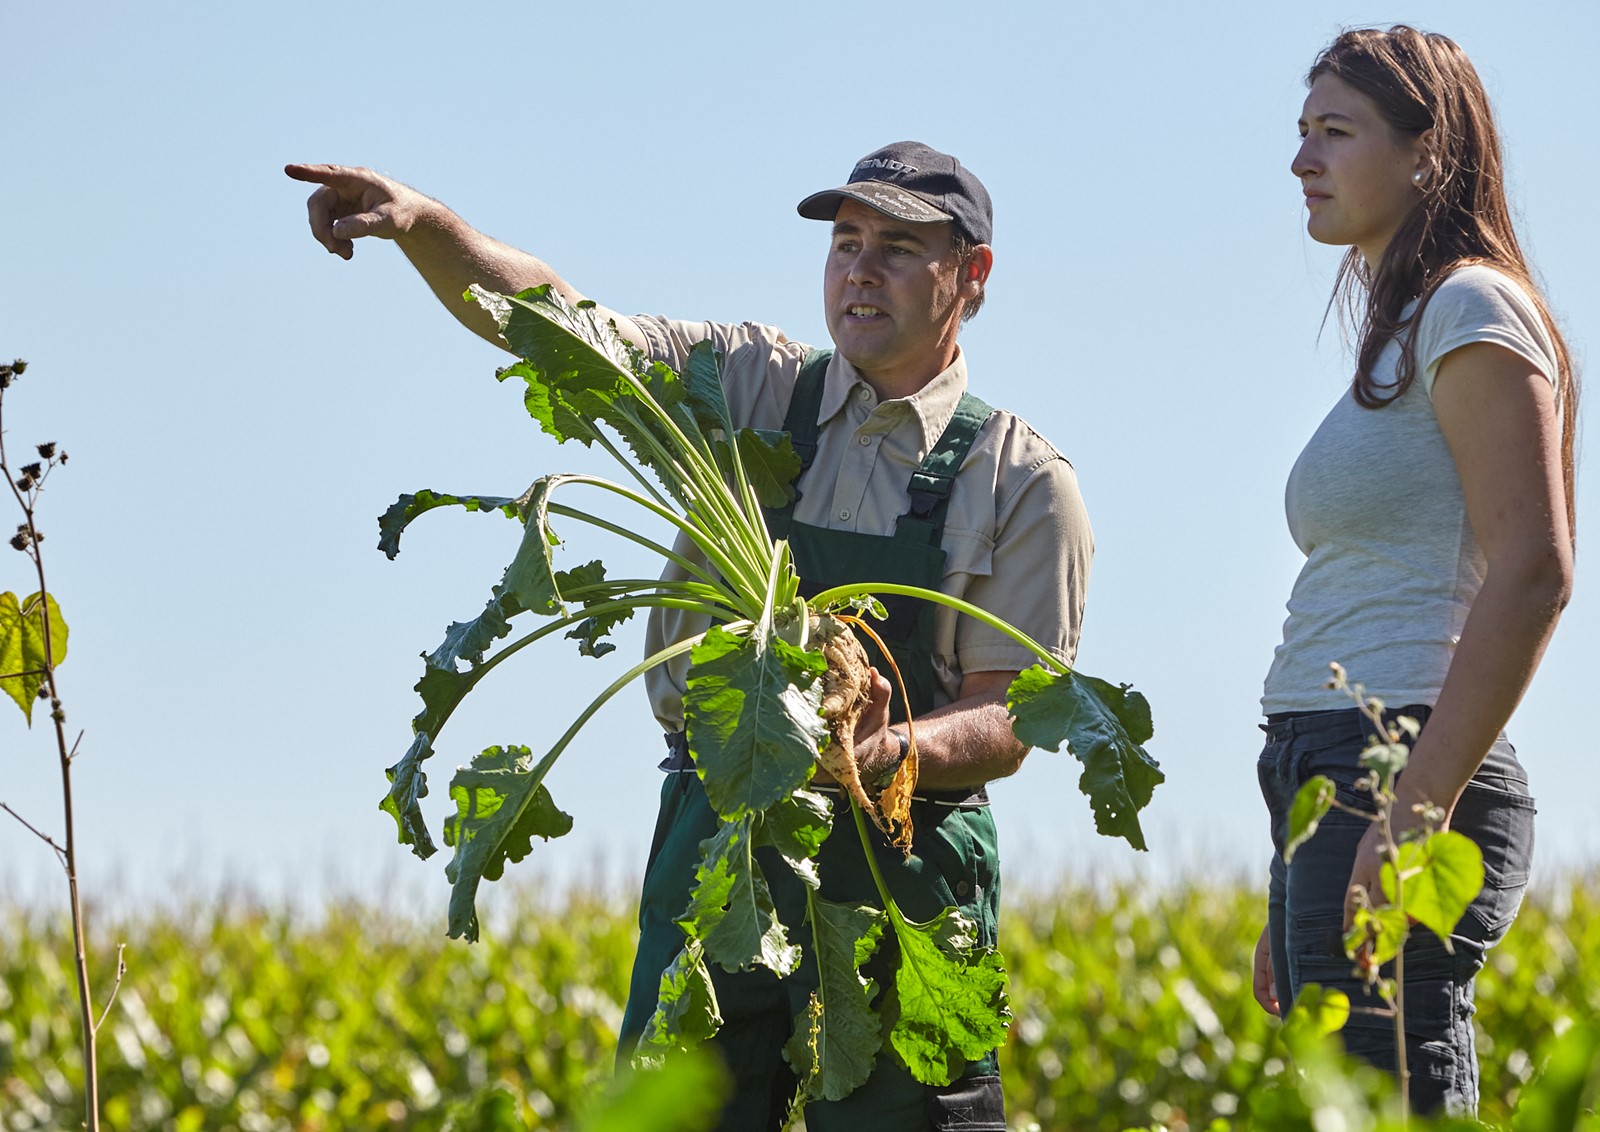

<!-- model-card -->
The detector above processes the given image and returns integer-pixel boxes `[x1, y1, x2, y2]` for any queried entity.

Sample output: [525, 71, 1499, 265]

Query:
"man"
[287, 141, 1092, 1130]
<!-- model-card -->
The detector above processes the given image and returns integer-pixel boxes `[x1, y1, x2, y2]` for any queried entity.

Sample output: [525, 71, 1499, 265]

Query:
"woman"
[1252, 25, 1577, 1115]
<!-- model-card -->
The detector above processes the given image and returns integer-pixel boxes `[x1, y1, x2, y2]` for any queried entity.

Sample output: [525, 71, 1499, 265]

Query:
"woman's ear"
[1413, 127, 1439, 185]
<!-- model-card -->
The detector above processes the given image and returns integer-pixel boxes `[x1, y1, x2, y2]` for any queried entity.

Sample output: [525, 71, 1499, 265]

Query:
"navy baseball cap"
[797, 141, 993, 246]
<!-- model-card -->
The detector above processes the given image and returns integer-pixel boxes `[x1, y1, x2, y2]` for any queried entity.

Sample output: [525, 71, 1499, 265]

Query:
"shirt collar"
[817, 349, 970, 452]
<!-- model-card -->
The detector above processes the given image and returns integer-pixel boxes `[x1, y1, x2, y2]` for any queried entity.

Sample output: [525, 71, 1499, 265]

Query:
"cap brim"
[796, 181, 952, 226]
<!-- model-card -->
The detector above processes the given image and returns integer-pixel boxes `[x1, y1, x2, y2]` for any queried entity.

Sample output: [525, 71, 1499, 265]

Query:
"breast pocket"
[933, 527, 997, 685]
[939, 526, 996, 587]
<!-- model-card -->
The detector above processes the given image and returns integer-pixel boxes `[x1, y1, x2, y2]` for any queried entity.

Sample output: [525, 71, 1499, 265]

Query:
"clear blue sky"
[3, 1, 1597, 924]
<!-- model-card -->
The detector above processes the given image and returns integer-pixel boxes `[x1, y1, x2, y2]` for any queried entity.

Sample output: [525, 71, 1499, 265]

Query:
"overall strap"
[897, 392, 995, 544]
[766, 348, 832, 534]
[782, 348, 832, 476]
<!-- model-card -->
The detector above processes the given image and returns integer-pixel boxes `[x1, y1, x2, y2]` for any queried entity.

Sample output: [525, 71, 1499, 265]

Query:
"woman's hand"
[1252, 925, 1279, 1016]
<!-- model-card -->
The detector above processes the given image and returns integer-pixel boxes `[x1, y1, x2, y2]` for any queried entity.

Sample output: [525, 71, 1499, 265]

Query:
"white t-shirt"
[1261, 265, 1561, 713]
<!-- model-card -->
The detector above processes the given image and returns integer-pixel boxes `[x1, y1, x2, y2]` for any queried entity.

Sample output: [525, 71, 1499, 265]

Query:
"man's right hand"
[285, 164, 429, 260]
[284, 163, 643, 351]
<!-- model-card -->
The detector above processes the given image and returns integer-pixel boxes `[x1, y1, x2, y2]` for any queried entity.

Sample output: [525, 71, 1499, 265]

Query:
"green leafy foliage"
[1382, 830, 1486, 947]
[557, 561, 635, 658]
[381, 731, 439, 858]
[1007, 667, 1162, 850]
[682, 626, 827, 820]
[884, 907, 1010, 1086]
[753, 789, 833, 891]
[442, 745, 574, 942]
[423, 477, 568, 676]
[1513, 1020, 1600, 1132]
[1284, 774, 1336, 864]
[1345, 902, 1411, 967]
[1284, 983, 1351, 1044]
[678, 815, 800, 977]
[0, 590, 66, 722]
[636, 939, 723, 1066]
[5, 878, 1598, 1130]
[784, 898, 885, 1102]
[733, 428, 801, 509]
[576, 1049, 729, 1132]
[377, 489, 521, 561]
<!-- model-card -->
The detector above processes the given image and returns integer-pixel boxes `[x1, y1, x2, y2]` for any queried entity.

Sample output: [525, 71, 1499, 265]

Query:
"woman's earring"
[1412, 169, 1427, 189]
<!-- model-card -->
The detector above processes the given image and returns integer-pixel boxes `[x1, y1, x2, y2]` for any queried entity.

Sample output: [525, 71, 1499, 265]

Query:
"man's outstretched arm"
[285, 163, 644, 350]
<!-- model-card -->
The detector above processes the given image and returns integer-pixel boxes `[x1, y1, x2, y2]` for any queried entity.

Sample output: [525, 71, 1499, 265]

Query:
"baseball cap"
[796, 141, 993, 246]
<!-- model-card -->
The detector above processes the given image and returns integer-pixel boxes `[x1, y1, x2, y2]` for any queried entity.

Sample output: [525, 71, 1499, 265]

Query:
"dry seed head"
[10, 360, 25, 375]
[36, 443, 55, 459]
[9, 532, 29, 551]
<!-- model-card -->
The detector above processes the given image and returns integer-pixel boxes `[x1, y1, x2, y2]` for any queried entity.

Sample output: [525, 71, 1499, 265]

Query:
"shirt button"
[956, 880, 971, 897]
[858, 435, 872, 446]
[857, 388, 872, 401]
[838, 509, 851, 521]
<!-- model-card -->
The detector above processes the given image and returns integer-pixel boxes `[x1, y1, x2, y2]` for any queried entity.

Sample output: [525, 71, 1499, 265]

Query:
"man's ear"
[963, 245, 994, 294]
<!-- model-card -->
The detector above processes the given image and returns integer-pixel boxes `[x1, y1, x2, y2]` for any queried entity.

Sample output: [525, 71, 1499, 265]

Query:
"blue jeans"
[1257, 705, 1535, 1115]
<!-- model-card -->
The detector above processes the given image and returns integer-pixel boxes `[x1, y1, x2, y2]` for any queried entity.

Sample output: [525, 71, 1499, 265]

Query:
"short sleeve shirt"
[1262, 265, 1561, 713]
[633, 315, 1094, 731]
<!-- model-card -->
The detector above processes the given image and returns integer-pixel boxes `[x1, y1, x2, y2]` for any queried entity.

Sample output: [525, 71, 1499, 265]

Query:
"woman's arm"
[1343, 340, 1572, 927]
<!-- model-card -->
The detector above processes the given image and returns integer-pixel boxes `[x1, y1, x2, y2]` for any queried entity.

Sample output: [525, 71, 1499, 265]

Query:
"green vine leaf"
[377, 489, 520, 561]
[635, 939, 723, 1067]
[683, 626, 827, 820]
[0, 591, 67, 724]
[1284, 775, 1337, 864]
[442, 744, 574, 942]
[883, 907, 1009, 1086]
[1007, 667, 1162, 850]
[678, 815, 800, 977]
[1382, 830, 1485, 947]
[1344, 903, 1408, 967]
[1283, 982, 1350, 1044]
[784, 898, 885, 1102]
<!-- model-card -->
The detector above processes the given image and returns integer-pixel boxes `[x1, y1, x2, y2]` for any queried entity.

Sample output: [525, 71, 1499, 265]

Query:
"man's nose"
[847, 248, 883, 287]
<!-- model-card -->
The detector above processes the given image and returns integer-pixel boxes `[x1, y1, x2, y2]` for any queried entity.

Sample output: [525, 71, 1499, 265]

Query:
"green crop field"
[3, 875, 1597, 1131]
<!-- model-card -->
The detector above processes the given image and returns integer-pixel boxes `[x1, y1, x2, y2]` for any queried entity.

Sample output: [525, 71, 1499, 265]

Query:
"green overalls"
[619, 351, 1008, 1131]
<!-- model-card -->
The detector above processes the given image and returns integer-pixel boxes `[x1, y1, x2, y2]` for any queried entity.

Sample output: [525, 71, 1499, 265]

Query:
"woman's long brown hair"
[1312, 26, 1578, 537]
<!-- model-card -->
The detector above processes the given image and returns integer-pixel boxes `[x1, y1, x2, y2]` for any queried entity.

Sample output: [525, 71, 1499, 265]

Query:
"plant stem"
[553, 476, 768, 617]
[0, 406, 100, 1131]
[811, 583, 1065, 675]
[0, 800, 68, 864]
[1379, 792, 1411, 1122]
[545, 503, 726, 590]
[849, 800, 900, 927]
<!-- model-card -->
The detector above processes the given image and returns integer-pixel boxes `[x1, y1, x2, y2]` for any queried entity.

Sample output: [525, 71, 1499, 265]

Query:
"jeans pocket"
[1451, 781, 1536, 940]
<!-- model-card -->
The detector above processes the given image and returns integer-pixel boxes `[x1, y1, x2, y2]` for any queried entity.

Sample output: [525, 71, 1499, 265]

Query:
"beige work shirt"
[635, 315, 1093, 732]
